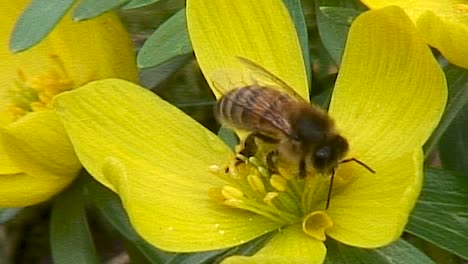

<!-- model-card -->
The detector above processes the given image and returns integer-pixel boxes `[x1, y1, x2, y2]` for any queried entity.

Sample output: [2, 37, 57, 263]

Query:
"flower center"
[209, 150, 352, 239]
[7, 55, 74, 121]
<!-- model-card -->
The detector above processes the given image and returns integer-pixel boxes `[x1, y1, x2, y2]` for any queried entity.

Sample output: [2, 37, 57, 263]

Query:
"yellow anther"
[247, 174, 266, 194]
[221, 185, 244, 200]
[263, 192, 279, 207]
[208, 187, 225, 203]
[270, 174, 287, 192]
[208, 165, 221, 173]
[257, 166, 269, 177]
[224, 199, 243, 208]
[235, 153, 248, 162]
[7, 55, 74, 121]
[248, 156, 260, 166]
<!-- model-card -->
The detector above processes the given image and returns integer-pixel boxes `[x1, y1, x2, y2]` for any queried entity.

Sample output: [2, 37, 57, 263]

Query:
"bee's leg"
[239, 132, 279, 158]
[266, 149, 279, 174]
[228, 133, 279, 173]
[238, 133, 258, 158]
[298, 157, 306, 178]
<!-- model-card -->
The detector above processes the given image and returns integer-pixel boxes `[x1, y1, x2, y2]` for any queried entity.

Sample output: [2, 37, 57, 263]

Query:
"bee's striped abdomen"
[215, 86, 294, 137]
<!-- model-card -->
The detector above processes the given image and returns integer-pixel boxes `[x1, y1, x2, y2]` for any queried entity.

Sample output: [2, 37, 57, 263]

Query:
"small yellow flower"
[53, 1, 446, 264]
[0, 0, 138, 207]
[361, 0, 468, 69]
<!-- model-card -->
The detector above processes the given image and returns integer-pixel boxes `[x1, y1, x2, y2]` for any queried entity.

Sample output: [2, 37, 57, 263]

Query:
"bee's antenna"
[340, 158, 375, 174]
[326, 158, 375, 210]
[326, 169, 335, 210]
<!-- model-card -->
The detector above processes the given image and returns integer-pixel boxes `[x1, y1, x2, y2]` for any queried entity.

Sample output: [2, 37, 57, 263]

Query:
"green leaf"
[406, 168, 468, 260]
[84, 175, 173, 263]
[73, 0, 129, 21]
[217, 126, 239, 151]
[137, 9, 193, 69]
[316, 6, 361, 64]
[216, 232, 273, 260]
[9, 0, 74, 52]
[424, 65, 468, 159]
[0, 208, 22, 224]
[436, 65, 468, 173]
[165, 232, 272, 263]
[139, 54, 191, 88]
[440, 105, 468, 174]
[166, 250, 229, 264]
[325, 239, 435, 264]
[123, 0, 161, 9]
[50, 177, 99, 264]
[283, 0, 311, 86]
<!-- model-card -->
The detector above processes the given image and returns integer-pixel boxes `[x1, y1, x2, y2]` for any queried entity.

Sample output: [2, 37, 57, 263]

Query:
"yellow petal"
[361, 0, 468, 69]
[187, 0, 308, 99]
[327, 150, 423, 247]
[0, 0, 138, 126]
[0, 173, 73, 207]
[222, 225, 326, 264]
[0, 142, 21, 174]
[0, 111, 80, 207]
[53, 79, 282, 251]
[416, 9, 468, 69]
[330, 6, 447, 165]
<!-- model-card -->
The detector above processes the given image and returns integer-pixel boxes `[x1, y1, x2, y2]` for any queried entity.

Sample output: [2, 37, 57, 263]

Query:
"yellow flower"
[0, 0, 138, 207]
[361, 0, 468, 69]
[52, 2, 446, 264]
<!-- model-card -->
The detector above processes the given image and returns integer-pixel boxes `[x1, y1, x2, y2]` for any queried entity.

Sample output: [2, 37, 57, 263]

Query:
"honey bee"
[214, 57, 374, 208]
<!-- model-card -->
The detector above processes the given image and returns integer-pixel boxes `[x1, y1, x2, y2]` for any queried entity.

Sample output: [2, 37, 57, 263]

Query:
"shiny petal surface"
[222, 225, 326, 264]
[53, 79, 282, 251]
[187, 0, 308, 99]
[0, 111, 80, 206]
[327, 150, 423, 247]
[361, 0, 468, 68]
[330, 6, 447, 164]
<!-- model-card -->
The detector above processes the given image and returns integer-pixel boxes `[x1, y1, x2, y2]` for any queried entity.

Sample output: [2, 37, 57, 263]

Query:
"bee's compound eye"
[313, 135, 349, 173]
[316, 146, 331, 159]
[313, 146, 332, 172]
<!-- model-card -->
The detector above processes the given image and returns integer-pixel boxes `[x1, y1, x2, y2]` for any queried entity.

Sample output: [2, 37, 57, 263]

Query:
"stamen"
[263, 192, 279, 208]
[208, 187, 226, 203]
[270, 174, 287, 192]
[224, 199, 243, 207]
[221, 185, 244, 200]
[208, 148, 365, 229]
[7, 55, 74, 121]
[247, 174, 266, 194]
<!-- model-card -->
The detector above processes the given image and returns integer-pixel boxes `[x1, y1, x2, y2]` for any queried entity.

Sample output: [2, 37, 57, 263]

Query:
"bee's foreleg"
[299, 157, 306, 178]
[239, 132, 279, 157]
[266, 149, 279, 174]
[238, 133, 258, 158]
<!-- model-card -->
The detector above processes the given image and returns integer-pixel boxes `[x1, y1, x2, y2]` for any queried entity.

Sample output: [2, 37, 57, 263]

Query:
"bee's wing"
[236, 56, 306, 102]
[210, 69, 246, 99]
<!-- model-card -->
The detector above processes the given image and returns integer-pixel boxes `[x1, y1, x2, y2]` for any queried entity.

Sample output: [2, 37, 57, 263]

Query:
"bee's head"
[312, 135, 349, 174]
